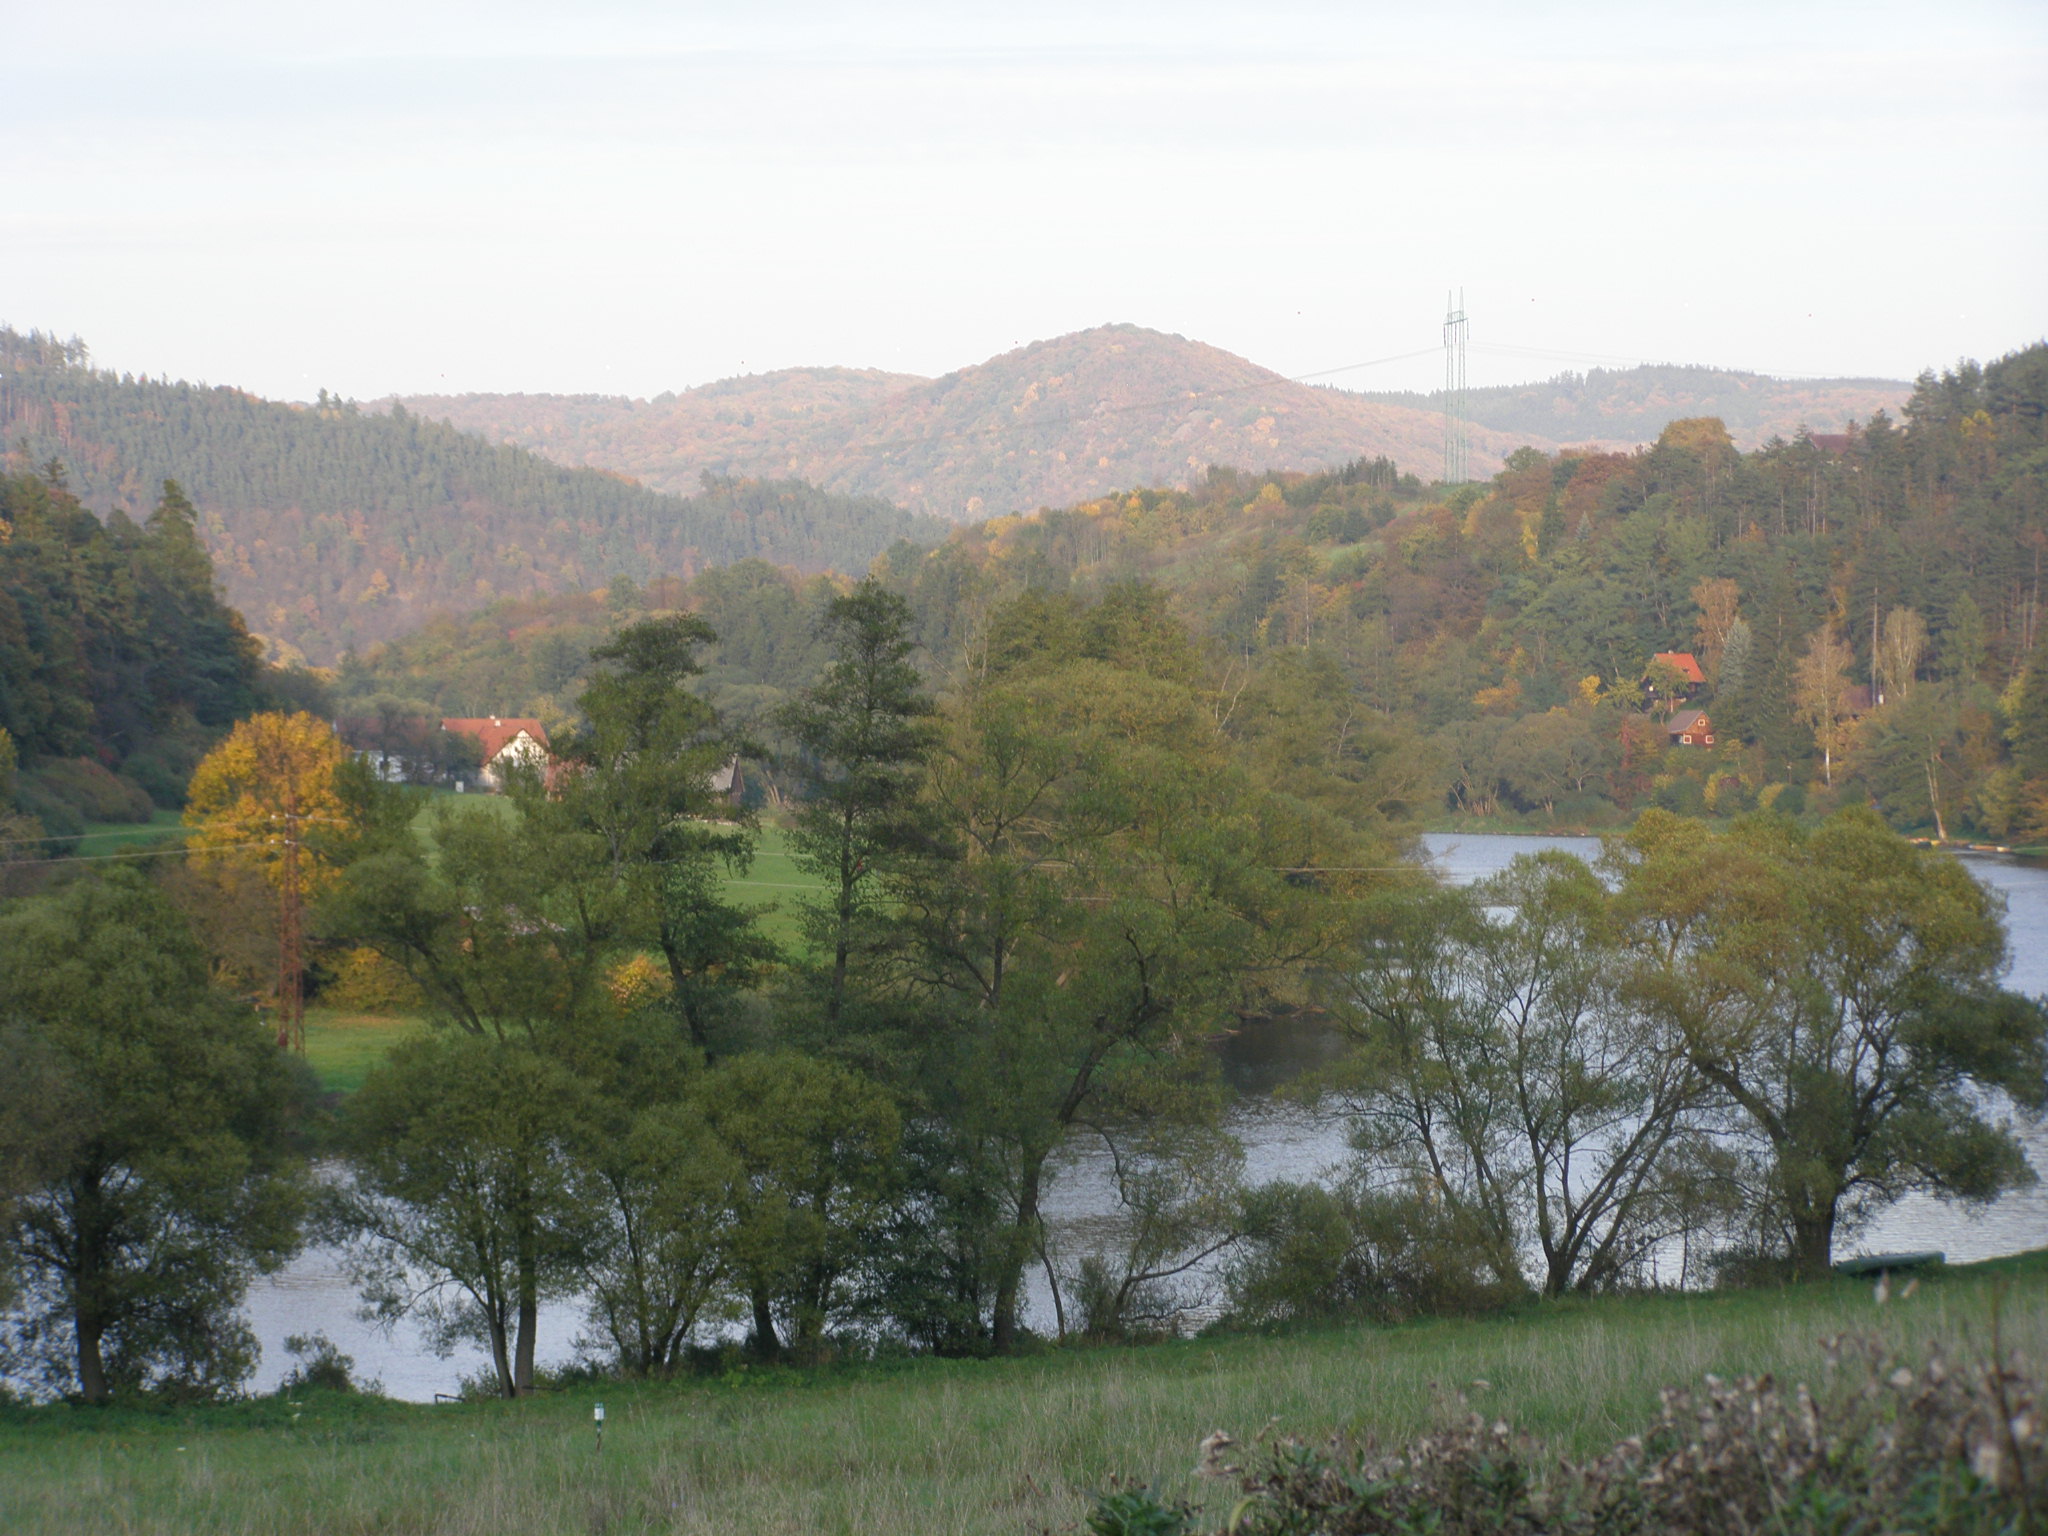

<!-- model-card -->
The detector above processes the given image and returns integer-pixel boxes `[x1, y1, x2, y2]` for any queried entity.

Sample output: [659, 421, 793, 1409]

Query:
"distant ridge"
[402, 326, 1912, 519]
[1362, 363, 1911, 451]
[403, 324, 1528, 519]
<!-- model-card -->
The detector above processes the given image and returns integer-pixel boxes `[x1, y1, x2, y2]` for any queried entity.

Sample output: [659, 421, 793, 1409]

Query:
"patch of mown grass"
[301, 1008, 428, 1095]
[720, 823, 822, 950]
[1, 1252, 2038, 1536]
[73, 809, 187, 857]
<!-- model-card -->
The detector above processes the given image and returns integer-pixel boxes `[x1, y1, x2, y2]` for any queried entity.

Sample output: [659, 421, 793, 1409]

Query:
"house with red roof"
[440, 716, 550, 790]
[1642, 651, 1706, 711]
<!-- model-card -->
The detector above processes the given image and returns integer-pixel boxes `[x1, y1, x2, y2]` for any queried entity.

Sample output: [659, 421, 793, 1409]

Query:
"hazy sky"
[7, 1, 2045, 402]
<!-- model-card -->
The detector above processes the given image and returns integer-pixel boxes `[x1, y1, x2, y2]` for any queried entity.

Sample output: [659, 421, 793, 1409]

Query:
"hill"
[399, 328, 1915, 521]
[400, 324, 1531, 519]
[1364, 362, 1912, 450]
[0, 330, 944, 663]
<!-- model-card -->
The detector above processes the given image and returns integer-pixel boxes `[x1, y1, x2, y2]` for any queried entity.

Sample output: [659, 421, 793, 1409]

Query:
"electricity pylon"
[1442, 291, 1469, 485]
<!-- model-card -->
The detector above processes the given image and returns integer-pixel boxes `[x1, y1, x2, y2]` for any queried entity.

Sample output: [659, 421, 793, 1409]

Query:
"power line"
[4, 840, 277, 865]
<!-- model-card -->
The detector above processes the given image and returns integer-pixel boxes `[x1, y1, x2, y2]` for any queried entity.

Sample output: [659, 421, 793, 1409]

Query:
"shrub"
[20, 757, 154, 823]
[10, 779, 82, 842]
[1087, 1483, 1195, 1536]
[1651, 775, 1707, 816]
[121, 714, 222, 810]
[277, 1332, 378, 1396]
[1223, 1182, 1516, 1328]
[1705, 772, 1755, 815]
[317, 946, 423, 1012]
[1175, 1336, 2043, 1534]
[605, 952, 672, 1012]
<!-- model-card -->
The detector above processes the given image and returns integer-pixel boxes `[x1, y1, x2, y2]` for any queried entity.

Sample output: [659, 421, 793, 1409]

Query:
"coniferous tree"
[779, 580, 935, 1027]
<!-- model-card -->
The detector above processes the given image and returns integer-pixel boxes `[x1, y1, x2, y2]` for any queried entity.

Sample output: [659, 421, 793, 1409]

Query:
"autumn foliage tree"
[184, 712, 355, 1044]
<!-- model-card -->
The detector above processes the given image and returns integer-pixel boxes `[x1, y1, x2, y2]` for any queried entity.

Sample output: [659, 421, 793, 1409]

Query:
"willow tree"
[1613, 808, 2047, 1276]
[897, 592, 1367, 1349]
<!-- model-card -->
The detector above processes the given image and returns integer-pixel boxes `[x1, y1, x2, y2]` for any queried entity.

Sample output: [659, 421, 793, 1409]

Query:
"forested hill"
[0, 329, 945, 663]
[351, 343, 2048, 847]
[1363, 363, 1911, 451]
[399, 324, 1533, 519]
[399, 327, 1912, 522]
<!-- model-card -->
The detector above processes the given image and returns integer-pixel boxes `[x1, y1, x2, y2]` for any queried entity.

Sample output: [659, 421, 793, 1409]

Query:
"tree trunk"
[488, 1315, 515, 1399]
[514, 1284, 538, 1396]
[1926, 757, 1948, 841]
[75, 1308, 109, 1405]
[750, 1282, 780, 1359]
[992, 1161, 1045, 1353]
[1790, 1211, 1835, 1279]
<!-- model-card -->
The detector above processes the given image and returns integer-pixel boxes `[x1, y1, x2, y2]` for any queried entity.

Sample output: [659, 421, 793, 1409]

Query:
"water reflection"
[242, 832, 2048, 1399]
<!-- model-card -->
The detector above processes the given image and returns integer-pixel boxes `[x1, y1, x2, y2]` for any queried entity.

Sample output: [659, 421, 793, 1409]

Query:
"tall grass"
[3, 1255, 2039, 1535]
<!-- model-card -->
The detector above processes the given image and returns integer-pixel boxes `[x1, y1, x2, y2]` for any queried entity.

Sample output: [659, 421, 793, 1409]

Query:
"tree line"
[3, 582, 2041, 1404]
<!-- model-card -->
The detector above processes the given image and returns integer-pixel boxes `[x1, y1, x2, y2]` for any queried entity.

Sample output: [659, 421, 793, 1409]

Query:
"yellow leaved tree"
[184, 711, 354, 1049]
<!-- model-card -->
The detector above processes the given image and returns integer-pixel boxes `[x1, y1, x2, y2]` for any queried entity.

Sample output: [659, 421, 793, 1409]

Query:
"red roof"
[1650, 652, 1706, 685]
[440, 716, 549, 764]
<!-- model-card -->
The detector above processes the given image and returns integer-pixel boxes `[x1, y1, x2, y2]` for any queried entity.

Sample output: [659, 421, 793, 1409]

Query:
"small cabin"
[439, 716, 550, 790]
[1643, 652, 1706, 705]
[1666, 708, 1715, 748]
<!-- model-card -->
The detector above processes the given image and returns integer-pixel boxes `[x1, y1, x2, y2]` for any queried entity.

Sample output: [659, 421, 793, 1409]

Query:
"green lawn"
[1, 1251, 2039, 1535]
[74, 809, 187, 857]
[302, 1008, 428, 1095]
[720, 823, 820, 949]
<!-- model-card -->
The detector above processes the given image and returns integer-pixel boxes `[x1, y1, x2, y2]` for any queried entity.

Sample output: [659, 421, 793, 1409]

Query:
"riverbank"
[5, 1249, 2041, 1536]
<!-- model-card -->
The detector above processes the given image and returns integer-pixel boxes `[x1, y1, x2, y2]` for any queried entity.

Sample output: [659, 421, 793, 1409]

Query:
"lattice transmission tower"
[1442, 290, 1469, 485]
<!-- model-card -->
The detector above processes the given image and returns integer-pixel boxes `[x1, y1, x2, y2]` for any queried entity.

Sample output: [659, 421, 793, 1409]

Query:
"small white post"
[594, 1400, 606, 1457]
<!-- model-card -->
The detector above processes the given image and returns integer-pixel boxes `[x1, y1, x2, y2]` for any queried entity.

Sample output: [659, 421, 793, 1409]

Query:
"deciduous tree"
[0, 872, 303, 1402]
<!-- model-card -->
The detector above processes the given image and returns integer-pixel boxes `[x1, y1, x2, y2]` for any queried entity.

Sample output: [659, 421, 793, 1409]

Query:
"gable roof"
[1649, 652, 1706, 685]
[439, 716, 550, 763]
[1666, 708, 1710, 735]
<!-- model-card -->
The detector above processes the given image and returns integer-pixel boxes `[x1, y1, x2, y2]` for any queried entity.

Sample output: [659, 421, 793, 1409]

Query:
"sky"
[5, 0, 2045, 403]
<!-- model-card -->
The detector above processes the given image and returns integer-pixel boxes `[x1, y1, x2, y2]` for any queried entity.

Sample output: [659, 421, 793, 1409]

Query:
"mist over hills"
[0, 329, 943, 664]
[1362, 364, 1912, 451]
[400, 325, 1911, 519]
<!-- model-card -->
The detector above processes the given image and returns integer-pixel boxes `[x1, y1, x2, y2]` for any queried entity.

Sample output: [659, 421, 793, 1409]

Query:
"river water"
[242, 832, 2048, 1400]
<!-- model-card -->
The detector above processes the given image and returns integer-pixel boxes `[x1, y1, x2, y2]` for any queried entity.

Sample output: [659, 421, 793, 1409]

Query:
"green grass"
[302, 1008, 428, 1095]
[2, 1253, 2040, 1535]
[720, 824, 821, 949]
[74, 809, 187, 857]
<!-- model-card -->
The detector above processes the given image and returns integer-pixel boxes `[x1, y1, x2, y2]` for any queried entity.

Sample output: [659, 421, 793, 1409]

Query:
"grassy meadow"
[73, 808, 187, 857]
[1, 1252, 2040, 1535]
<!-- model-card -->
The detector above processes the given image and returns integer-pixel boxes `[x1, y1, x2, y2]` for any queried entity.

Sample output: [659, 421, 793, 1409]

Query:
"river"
[242, 832, 2048, 1399]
